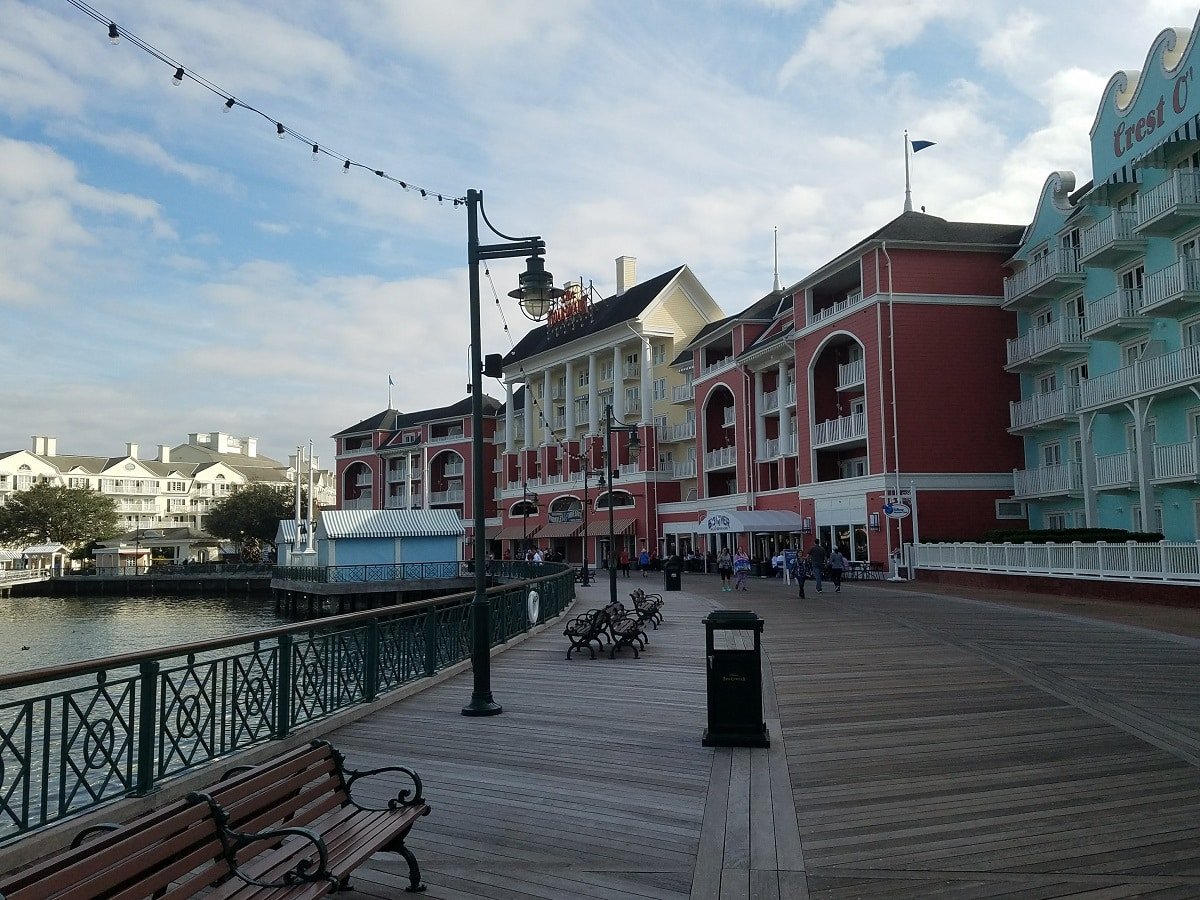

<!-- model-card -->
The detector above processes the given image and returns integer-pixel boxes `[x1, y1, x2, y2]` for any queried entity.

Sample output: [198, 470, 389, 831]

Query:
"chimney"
[45, 437, 56, 457]
[158, 444, 171, 463]
[616, 256, 637, 295]
[246, 438, 258, 458]
[31, 436, 45, 455]
[126, 442, 139, 459]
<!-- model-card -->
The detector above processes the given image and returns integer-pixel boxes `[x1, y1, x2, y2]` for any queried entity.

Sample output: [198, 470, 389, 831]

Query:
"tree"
[0, 484, 119, 548]
[204, 483, 303, 562]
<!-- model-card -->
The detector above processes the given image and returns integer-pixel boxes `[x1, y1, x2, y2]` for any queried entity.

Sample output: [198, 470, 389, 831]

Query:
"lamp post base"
[461, 697, 503, 717]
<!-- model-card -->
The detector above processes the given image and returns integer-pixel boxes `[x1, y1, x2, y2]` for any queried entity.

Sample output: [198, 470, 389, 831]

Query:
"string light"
[64, 0, 466, 208]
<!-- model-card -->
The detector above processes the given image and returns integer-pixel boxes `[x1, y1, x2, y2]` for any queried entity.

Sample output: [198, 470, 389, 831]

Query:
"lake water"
[0, 593, 284, 677]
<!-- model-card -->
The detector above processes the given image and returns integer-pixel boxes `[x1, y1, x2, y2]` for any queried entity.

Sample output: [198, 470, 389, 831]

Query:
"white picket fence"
[909, 541, 1200, 585]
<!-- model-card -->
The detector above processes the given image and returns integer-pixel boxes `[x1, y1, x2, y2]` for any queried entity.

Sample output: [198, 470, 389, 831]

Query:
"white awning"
[700, 510, 806, 534]
[661, 521, 698, 535]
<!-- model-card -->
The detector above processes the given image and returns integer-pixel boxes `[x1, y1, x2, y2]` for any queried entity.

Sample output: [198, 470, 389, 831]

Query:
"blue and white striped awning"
[316, 509, 465, 540]
[1133, 113, 1200, 169]
[1077, 162, 1141, 205]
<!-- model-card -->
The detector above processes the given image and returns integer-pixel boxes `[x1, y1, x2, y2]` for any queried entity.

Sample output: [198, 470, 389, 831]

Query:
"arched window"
[548, 496, 583, 522]
[595, 490, 634, 510]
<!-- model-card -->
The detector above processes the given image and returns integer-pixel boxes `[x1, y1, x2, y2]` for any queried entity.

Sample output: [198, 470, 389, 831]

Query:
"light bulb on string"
[276, 122, 285, 139]
[172, 67, 184, 85]
[342, 160, 350, 174]
[108, 23, 119, 44]
[311, 143, 319, 162]
[223, 97, 235, 113]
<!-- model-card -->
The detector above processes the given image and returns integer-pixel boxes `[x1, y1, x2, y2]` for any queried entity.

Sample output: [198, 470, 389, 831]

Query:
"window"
[653, 378, 666, 401]
[658, 450, 674, 470]
[1116, 190, 1139, 213]
[1040, 442, 1061, 467]
[167, 480, 186, 492]
[1070, 437, 1083, 463]
[625, 351, 639, 369]
[839, 458, 867, 478]
[1189, 408, 1200, 439]
[555, 376, 565, 397]
[1184, 317, 1200, 346]
[1046, 512, 1068, 529]
[1122, 338, 1150, 366]
[653, 414, 668, 429]
[1174, 149, 1200, 171]
[1120, 263, 1145, 304]
[1064, 294, 1085, 320]
[1066, 362, 1088, 386]
[535, 382, 544, 399]
[625, 386, 640, 409]
[578, 369, 589, 388]
[601, 361, 614, 381]
[1060, 228, 1080, 258]
[1036, 371, 1057, 394]
[995, 500, 1026, 519]
[1125, 418, 1156, 451]
[68, 477, 89, 489]
[1132, 505, 1163, 533]
[652, 343, 666, 366]
[1034, 307, 1053, 329]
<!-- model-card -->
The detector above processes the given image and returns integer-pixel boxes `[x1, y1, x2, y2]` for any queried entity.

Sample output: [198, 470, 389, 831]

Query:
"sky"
[2, 0, 1199, 466]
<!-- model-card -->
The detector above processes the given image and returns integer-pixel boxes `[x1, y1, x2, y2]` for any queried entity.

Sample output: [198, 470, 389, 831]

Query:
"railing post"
[424, 609, 439, 677]
[364, 619, 380, 703]
[134, 660, 159, 795]
[276, 633, 293, 738]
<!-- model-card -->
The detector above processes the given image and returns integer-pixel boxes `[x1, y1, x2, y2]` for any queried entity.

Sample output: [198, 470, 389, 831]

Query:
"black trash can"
[701, 610, 769, 747]
[664, 554, 683, 592]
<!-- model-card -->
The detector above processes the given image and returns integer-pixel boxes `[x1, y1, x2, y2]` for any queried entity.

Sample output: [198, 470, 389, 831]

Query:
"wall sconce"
[801, 516, 813, 534]
[869, 512, 881, 532]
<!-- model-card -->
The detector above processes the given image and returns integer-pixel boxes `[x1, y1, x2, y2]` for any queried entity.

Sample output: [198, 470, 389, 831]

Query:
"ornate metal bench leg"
[397, 842, 427, 893]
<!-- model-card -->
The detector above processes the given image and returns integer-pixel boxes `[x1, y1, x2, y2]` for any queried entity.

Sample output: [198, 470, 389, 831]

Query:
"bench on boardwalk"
[0, 739, 431, 899]
[564, 607, 610, 659]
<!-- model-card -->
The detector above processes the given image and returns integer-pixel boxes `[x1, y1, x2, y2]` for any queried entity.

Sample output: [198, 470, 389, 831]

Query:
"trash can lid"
[703, 609, 763, 628]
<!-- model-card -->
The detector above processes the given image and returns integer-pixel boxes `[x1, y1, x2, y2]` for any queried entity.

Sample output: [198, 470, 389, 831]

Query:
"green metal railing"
[0, 563, 574, 842]
[272, 559, 547, 584]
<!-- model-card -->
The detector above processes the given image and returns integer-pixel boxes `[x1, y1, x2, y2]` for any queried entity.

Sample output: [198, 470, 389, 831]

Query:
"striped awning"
[537, 520, 583, 539]
[583, 516, 636, 538]
[1077, 162, 1140, 204]
[495, 523, 542, 541]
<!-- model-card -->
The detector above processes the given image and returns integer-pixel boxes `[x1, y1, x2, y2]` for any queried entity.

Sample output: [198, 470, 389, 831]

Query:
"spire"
[772, 226, 782, 292]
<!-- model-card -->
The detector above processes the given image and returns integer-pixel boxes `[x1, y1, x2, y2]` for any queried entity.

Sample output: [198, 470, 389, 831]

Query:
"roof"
[23, 543, 67, 554]
[315, 509, 466, 539]
[334, 396, 502, 439]
[503, 266, 685, 367]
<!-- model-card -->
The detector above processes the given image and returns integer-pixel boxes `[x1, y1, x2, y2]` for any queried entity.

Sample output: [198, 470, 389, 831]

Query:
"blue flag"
[910, 139, 936, 152]
[388, 375, 394, 386]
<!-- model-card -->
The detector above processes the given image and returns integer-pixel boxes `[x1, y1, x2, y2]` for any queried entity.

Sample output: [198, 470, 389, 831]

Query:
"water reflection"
[0, 594, 283, 677]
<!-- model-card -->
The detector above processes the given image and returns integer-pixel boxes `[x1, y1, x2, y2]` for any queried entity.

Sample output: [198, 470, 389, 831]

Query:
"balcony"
[807, 289, 868, 329]
[429, 489, 465, 505]
[342, 496, 373, 510]
[1008, 385, 1082, 431]
[617, 463, 641, 478]
[1005, 317, 1088, 371]
[386, 467, 408, 482]
[1141, 258, 1200, 316]
[762, 389, 779, 412]
[116, 500, 158, 513]
[428, 431, 465, 445]
[492, 426, 506, 445]
[759, 437, 780, 461]
[811, 412, 867, 448]
[1094, 451, 1135, 490]
[837, 358, 866, 390]
[551, 414, 566, 430]
[443, 462, 464, 477]
[1080, 343, 1200, 410]
[1003, 248, 1084, 306]
[1078, 210, 1144, 266]
[1153, 437, 1200, 483]
[622, 362, 641, 380]
[1012, 462, 1082, 499]
[673, 459, 697, 478]
[1135, 170, 1200, 236]
[720, 408, 736, 429]
[705, 446, 737, 470]
[656, 421, 696, 443]
[699, 357, 735, 381]
[672, 382, 695, 403]
[784, 382, 796, 406]
[1083, 289, 1150, 340]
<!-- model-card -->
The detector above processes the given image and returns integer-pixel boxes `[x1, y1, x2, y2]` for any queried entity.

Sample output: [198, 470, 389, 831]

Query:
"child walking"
[717, 548, 733, 591]
[733, 550, 751, 591]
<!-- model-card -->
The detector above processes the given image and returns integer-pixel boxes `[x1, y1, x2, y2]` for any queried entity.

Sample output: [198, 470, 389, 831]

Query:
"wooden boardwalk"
[326, 574, 1200, 899]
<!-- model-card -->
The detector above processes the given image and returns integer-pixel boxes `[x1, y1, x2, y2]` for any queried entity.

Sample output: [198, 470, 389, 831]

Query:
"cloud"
[53, 125, 236, 191]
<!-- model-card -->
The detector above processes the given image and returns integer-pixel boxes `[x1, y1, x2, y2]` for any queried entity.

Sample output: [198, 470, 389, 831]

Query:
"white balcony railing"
[1085, 288, 1144, 333]
[704, 446, 737, 470]
[429, 489, 465, 504]
[673, 382, 695, 402]
[700, 358, 734, 379]
[442, 462, 464, 477]
[622, 362, 641, 380]
[656, 421, 697, 443]
[1142, 257, 1200, 312]
[1009, 385, 1082, 429]
[1079, 210, 1138, 260]
[759, 437, 780, 461]
[1153, 437, 1200, 481]
[785, 382, 796, 406]
[721, 409, 736, 428]
[618, 463, 641, 477]
[1006, 317, 1085, 367]
[1137, 170, 1200, 228]
[1012, 462, 1082, 498]
[673, 459, 697, 478]
[837, 358, 866, 389]
[1095, 451, 1135, 489]
[1080, 343, 1200, 409]
[807, 289, 869, 328]
[1003, 247, 1082, 304]
[427, 431, 465, 445]
[762, 390, 779, 413]
[811, 412, 867, 446]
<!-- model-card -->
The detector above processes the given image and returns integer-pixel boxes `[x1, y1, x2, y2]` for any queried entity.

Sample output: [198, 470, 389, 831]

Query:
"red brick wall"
[884, 248, 1010, 296]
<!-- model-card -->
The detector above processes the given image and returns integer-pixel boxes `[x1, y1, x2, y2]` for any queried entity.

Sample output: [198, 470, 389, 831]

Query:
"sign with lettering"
[1113, 66, 1194, 159]
[546, 284, 592, 328]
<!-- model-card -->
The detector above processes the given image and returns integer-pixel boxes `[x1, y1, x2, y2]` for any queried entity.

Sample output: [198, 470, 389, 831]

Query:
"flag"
[388, 375, 394, 386]
[910, 139, 936, 153]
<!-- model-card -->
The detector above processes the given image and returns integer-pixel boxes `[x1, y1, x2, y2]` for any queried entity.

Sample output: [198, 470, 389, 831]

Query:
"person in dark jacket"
[807, 541, 827, 593]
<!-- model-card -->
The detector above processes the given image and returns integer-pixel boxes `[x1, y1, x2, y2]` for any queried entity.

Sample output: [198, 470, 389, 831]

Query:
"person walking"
[807, 541, 827, 593]
[638, 546, 650, 577]
[619, 548, 631, 577]
[790, 553, 807, 598]
[717, 547, 733, 592]
[733, 549, 751, 591]
[829, 546, 846, 592]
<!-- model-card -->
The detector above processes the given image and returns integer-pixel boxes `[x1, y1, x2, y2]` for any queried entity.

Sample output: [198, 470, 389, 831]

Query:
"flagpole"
[903, 130, 913, 213]
[388, 375, 393, 410]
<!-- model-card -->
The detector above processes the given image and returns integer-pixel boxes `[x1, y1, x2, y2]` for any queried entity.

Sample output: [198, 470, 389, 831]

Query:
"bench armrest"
[344, 764, 426, 811]
[70, 822, 120, 848]
[187, 791, 336, 891]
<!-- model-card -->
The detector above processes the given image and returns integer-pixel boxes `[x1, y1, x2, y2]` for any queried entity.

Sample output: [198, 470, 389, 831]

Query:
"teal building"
[1006, 12, 1200, 539]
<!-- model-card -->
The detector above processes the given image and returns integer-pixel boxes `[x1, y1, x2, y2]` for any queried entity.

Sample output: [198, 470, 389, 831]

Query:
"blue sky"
[2, 0, 1198, 464]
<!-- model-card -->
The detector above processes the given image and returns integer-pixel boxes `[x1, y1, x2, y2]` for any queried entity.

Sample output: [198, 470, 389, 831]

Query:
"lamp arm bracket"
[478, 194, 542, 245]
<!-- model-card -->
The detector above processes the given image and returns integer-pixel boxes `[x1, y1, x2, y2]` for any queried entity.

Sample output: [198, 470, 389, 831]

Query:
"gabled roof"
[674, 289, 787, 363]
[503, 266, 685, 367]
[315, 509, 465, 539]
[334, 397, 502, 440]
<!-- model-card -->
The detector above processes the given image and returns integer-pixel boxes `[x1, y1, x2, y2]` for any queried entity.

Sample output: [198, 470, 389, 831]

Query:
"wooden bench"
[0, 739, 431, 899]
[564, 607, 610, 659]
[604, 601, 648, 659]
[628, 589, 664, 628]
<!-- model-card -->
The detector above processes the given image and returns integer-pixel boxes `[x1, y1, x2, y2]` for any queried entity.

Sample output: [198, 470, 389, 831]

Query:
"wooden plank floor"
[323, 574, 1200, 899]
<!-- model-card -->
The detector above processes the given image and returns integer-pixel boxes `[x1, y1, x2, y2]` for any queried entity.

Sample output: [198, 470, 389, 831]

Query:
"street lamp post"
[463, 189, 559, 718]
[578, 451, 603, 588]
[602, 403, 641, 607]
[520, 482, 537, 559]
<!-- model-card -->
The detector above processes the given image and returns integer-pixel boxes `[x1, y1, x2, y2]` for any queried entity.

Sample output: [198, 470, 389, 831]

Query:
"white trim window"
[1045, 512, 1067, 529]
[578, 369, 589, 388]
[1183, 317, 1200, 347]
[600, 361, 615, 382]
[1132, 504, 1163, 533]
[1036, 371, 1057, 394]
[1039, 442, 1061, 468]
[653, 378, 667, 401]
[652, 343, 666, 366]
[1066, 361, 1088, 386]
[1064, 294, 1085, 320]
[1034, 307, 1053, 329]
[1121, 337, 1150, 366]
[1119, 263, 1145, 305]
